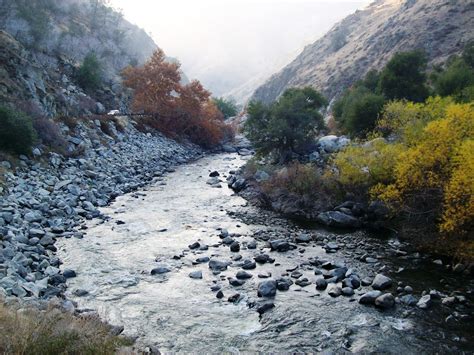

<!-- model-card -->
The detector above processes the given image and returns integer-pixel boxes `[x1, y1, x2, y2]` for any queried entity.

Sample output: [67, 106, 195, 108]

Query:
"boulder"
[375, 293, 395, 309]
[318, 135, 350, 153]
[371, 274, 392, 290]
[416, 295, 432, 309]
[269, 239, 291, 252]
[316, 211, 361, 228]
[209, 259, 229, 272]
[258, 280, 277, 297]
[359, 291, 383, 305]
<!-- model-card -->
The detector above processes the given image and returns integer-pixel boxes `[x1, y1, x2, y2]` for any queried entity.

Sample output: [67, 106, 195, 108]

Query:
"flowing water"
[58, 153, 473, 353]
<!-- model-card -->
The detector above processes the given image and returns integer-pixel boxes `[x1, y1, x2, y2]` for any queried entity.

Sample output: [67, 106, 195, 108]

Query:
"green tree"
[77, 53, 103, 91]
[462, 40, 474, 68]
[0, 106, 36, 155]
[378, 50, 429, 102]
[333, 86, 385, 137]
[212, 97, 238, 119]
[434, 57, 474, 99]
[245, 87, 327, 161]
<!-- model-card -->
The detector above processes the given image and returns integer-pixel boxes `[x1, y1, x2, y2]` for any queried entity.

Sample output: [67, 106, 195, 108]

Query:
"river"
[57, 153, 473, 353]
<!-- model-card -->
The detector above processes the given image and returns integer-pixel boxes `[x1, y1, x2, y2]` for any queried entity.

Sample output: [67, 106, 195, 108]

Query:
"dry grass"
[0, 301, 132, 354]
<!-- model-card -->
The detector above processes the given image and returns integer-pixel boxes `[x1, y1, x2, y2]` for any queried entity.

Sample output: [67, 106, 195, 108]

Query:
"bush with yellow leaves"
[333, 99, 473, 258]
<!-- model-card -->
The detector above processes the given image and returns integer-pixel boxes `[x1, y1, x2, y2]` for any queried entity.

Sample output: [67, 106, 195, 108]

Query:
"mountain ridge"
[252, 0, 474, 104]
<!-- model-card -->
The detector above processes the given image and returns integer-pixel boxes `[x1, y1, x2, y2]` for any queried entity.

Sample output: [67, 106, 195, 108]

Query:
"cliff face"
[252, 0, 474, 104]
[0, 0, 158, 116]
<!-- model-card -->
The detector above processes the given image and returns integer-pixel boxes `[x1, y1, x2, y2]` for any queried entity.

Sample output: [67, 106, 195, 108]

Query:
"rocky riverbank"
[0, 116, 203, 303]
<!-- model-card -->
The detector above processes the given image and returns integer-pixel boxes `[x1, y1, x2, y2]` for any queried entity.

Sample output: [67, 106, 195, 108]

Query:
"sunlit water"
[58, 153, 473, 353]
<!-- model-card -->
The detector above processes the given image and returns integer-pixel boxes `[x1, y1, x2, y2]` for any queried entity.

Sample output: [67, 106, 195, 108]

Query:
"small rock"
[63, 269, 77, 279]
[230, 241, 240, 252]
[417, 295, 432, 309]
[400, 294, 418, 306]
[228, 293, 241, 303]
[375, 293, 395, 309]
[256, 301, 275, 314]
[229, 278, 245, 286]
[327, 284, 342, 297]
[315, 278, 328, 290]
[236, 271, 253, 280]
[151, 266, 171, 275]
[189, 271, 203, 279]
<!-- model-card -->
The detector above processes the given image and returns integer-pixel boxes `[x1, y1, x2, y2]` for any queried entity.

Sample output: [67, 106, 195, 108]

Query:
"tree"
[333, 86, 385, 137]
[0, 106, 36, 155]
[122, 50, 232, 147]
[434, 58, 474, 99]
[462, 40, 474, 68]
[122, 49, 181, 116]
[212, 97, 238, 119]
[378, 50, 429, 102]
[244, 87, 327, 161]
[77, 53, 103, 91]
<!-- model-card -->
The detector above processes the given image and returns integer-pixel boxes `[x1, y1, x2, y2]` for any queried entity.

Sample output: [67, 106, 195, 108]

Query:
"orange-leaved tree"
[122, 49, 233, 147]
[122, 49, 181, 116]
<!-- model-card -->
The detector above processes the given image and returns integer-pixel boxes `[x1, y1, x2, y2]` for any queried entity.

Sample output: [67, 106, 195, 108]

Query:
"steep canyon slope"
[252, 0, 474, 104]
[0, 0, 158, 116]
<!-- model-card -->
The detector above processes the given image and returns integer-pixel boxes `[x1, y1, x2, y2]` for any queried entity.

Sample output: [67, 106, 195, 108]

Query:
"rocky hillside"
[0, 0, 158, 117]
[252, 0, 474, 104]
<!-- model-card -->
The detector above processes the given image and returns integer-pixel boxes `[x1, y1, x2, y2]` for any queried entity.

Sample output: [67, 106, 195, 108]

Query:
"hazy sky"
[111, 0, 371, 97]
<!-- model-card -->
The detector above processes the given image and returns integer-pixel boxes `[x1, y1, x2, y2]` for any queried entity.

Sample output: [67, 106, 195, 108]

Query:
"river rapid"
[57, 153, 473, 353]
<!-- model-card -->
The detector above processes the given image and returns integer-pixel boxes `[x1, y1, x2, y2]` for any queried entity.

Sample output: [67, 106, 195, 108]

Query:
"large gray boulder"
[318, 135, 350, 153]
[372, 274, 392, 290]
[316, 211, 361, 228]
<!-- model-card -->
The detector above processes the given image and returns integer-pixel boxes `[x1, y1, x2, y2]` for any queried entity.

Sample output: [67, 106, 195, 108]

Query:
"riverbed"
[57, 153, 473, 353]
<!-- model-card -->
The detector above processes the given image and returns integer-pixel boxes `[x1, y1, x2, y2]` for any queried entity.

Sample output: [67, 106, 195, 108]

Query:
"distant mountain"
[0, 0, 163, 116]
[252, 0, 474, 104]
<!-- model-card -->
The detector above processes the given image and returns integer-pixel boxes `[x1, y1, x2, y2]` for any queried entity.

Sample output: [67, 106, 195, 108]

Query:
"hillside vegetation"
[0, 0, 157, 117]
[244, 44, 474, 260]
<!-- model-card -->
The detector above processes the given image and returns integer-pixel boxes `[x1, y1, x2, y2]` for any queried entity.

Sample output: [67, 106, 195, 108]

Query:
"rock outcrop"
[0, 0, 159, 116]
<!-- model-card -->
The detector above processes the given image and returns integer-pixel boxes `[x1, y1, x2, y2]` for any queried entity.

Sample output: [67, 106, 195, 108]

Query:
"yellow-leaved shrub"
[332, 138, 404, 191]
[332, 99, 473, 258]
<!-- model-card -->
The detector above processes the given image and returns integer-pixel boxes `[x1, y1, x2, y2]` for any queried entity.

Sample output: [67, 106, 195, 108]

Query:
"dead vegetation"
[0, 300, 132, 354]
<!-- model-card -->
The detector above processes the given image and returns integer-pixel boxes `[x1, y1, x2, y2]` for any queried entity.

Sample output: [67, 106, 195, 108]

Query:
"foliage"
[378, 50, 429, 102]
[377, 96, 453, 145]
[244, 87, 327, 161]
[332, 138, 404, 191]
[77, 53, 103, 91]
[122, 50, 233, 147]
[15, 0, 53, 45]
[373, 101, 474, 240]
[434, 57, 474, 101]
[0, 106, 36, 155]
[440, 140, 474, 236]
[330, 98, 474, 257]
[462, 40, 474, 68]
[32, 117, 69, 154]
[333, 86, 385, 137]
[122, 49, 181, 116]
[0, 301, 131, 354]
[213, 97, 238, 119]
